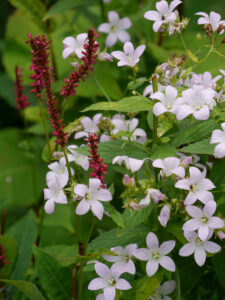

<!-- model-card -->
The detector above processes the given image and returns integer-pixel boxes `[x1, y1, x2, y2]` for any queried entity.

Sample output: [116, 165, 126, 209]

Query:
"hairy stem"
[63, 148, 73, 181]
[152, 74, 158, 144]
[39, 100, 52, 160]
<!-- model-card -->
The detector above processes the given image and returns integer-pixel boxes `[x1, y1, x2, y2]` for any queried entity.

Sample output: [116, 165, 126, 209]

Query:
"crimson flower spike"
[27, 33, 68, 148]
[0, 244, 10, 268]
[14, 66, 30, 110]
[61, 27, 99, 99]
[84, 133, 107, 188]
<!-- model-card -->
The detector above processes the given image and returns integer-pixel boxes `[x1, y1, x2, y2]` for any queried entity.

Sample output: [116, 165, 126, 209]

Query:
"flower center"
[166, 103, 172, 110]
[152, 251, 160, 260]
[190, 184, 197, 192]
[195, 105, 203, 111]
[85, 192, 92, 201]
[110, 25, 117, 32]
[122, 254, 130, 263]
[195, 237, 203, 246]
[201, 216, 209, 224]
[108, 278, 117, 286]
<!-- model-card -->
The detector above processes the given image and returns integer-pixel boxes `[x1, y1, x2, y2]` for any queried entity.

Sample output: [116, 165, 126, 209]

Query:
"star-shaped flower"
[134, 232, 176, 277]
[196, 11, 225, 33]
[98, 11, 131, 47]
[210, 122, 225, 158]
[74, 178, 112, 220]
[152, 157, 185, 178]
[67, 145, 89, 171]
[111, 42, 145, 67]
[149, 280, 176, 300]
[88, 262, 131, 300]
[62, 33, 87, 59]
[112, 155, 145, 173]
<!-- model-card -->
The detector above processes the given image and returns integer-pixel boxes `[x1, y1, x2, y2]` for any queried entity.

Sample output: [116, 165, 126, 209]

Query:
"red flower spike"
[14, 66, 29, 110]
[27, 33, 68, 148]
[85, 133, 107, 187]
[61, 27, 99, 99]
[0, 244, 10, 268]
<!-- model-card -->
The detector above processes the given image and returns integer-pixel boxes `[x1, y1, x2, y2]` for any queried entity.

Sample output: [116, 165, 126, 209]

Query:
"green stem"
[39, 100, 52, 160]
[63, 148, 73, 181]
[78, 217, 97, 300]
[93, 74, 111, 102]
[152, 74, 158, 144]
[99, 0, 106, 22]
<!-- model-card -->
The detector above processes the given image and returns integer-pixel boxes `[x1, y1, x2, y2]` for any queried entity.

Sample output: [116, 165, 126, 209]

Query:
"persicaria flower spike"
[85, 133, 107, 187]
[0, 244, 10, 268]
[14, 66, 29, 110]
[27, 33, 68, 147]
[61, 28, 99, 99]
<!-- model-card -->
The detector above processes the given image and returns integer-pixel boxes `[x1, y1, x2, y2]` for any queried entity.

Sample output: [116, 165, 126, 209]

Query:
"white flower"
[149, 280, 176, 300]
[62, 33, 87, 59]
[152, 157, 185, 178]
[196, 11, 225, 33]
[102, 244, 137, 274]
[176, 85, 216, 121]
[111, 114, 147, 144]
[44, 177, 67, 214]
[210, 122, 225, 158]
[75, 114, 102, 139]
[74, 178, 112, 220]
[67, 145, 89, 171]
[179, 231, 221, 266]
[96, 294, 105, 300]
[111, 42, 145, 68]
[189, 72, 221, 89]
[182, 201, 224, 241]
[139, 188, 165, 207]
[98, 11, 131, 47]
[46, 157, 74, 187]
[175, 167, 215, 205]
[158, 204, 171, 227]
[98, 52, 113, 62]
[143, 82, 166, 98]
[112, 155, 145, 173]
[144, 0, 181, 32]
[134, 232, 176, 277]
[151, 85, 181, 116]
[88, 262, 131, 300]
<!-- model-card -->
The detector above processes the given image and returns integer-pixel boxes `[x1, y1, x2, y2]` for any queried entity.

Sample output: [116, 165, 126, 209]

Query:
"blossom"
[210, 122, 225, 158]
[62, 33, 87, 59]
[98, 11, 131, 47]
[151, 85, 181, 116]
[182, 201, 224, 241]
[149, 280, 176, 300]
[98, 52, 113, 62]
[143, 82, 165, 98]
[14, 66, 29, 110]
[75, 114, 102, 139]
[175, 167, 215, 205]
[139, 188, 165, 206]
[196, 11, 225, 33]
[88, 262, 131, 300]
[176, 85, 216, 121]
[134, 232, 176, 277]
[122, 174, 135, 186]
[74, 178, 112, 220]
[102, 244, 137, 274]
[112, 155, 145, 173]
[67, 145, 89, 171]
[46, 157, 74, 186]
[144, 0, 181, 32]
[111, 42, 145, 67]
[44, 177, 67, 214]
[111, 114, 147, 144]
[158, 204, 171, 227]
[152, 157, 185, 178]
[186, 72, 221, 89]
[179, 231, 221, 266]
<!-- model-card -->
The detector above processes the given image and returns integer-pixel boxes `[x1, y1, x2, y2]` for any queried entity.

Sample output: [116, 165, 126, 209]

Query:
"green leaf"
[171, 119, 218, 147]
[135, 275, 161, 300]
[186, 49, 199, 63]
[82, 96, 153, 113]
[103, 203, 125, 229]
[0, 280, 46, 300]
[8, 0, 46, 23]
[212, 252, 225, 291]
[33, 246, 71, 300]
[7, 210, 38, 280]
[150, 143, 177, 159]
[180, 138, 215, 155]
[0, 235, 18, 277]
[127, 77, 147, 90]
[41, 245, 78, 267]
[88, 224, 149, 250]
[0, 73, 15, 108]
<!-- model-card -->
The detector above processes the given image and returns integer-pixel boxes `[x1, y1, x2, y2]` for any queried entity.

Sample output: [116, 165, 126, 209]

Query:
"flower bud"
[218, 231, 225, 240]
[158, 204, 171, 227]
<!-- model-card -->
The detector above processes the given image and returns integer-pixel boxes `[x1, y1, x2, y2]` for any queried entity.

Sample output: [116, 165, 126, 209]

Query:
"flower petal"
[179, 243, 195, 256]
[88, 278, 106, 290]
[160, 241, 175, 255]
[194, 247, 206, 266]
[159, 256, 175, 272]
[146, 260, 159, 277]
[146, 232, 159, 249]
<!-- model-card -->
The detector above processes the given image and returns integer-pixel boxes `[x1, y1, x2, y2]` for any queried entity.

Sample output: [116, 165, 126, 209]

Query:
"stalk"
[152, 74, 159, 144]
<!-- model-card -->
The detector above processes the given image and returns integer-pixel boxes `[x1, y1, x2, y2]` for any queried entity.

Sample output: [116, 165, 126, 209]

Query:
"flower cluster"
[14, 66, 29, 110]
[0, 244, 10, 268]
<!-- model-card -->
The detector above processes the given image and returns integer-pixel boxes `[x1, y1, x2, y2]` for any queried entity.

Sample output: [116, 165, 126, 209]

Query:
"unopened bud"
[222, 37, 225, 44]
[122, 174, 135, 186]
[218, 231, 225, 240]
[196, 33, 202, 41]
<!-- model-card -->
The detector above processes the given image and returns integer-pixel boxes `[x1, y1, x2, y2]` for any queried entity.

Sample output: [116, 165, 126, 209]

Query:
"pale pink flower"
[75, 114, 102, 139]
[175, 167, 215, 205]
[210, 122, 225, 158]
[149, 280, 176, 300]
[111, 42, 145, 67]
[183, 201, 224, 241]
[152, 157, 185, 178]
[134, 232, 176, 277]
[122, 174, 135, 186]
[196, 11, 225, 33]
[67, 145, 89, 171]
[98, 11, 131, 47]
[144, 0, 181, 32]
[218, 231, 225, 240]
[102, 244, 137, 274]
[179, 231, 221, 266]
[158, 204, 171, 227]
[139, 188, 165, 207]
[151, 85, 181, 116]
[112, 155, 145, 173]
[98, 52, 113, 62]
[74, 178, 112, 220]
[62, 33, 87, 59]
[88, 262, 131, 300]
[143, 81, 165, 98]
